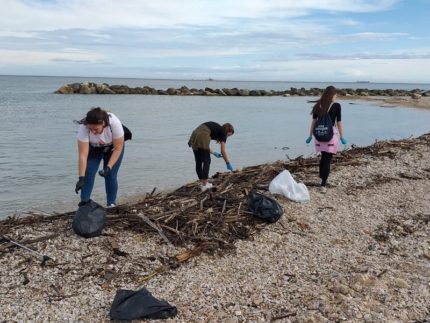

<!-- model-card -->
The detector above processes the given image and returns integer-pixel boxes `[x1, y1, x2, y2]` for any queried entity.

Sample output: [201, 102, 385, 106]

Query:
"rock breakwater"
[55, 82, 430, 98]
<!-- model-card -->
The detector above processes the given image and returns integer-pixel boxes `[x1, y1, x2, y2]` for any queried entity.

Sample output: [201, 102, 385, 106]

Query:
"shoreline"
[1, 93, 429, 220]
[343, 95, 430, 110]
[1, 134, 429, 321]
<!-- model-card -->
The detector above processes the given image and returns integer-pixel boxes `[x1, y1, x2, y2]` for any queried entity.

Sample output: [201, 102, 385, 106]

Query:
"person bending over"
[188, 121, 234, 191]
[75, 107, 125, 207]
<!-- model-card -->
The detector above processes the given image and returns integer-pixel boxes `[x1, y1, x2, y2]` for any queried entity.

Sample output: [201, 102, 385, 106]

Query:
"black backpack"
[247, 191, 283, 223]
[122, 124, 132, 141]
[313, 103, 334, 142]
[108, 114, 132, 141]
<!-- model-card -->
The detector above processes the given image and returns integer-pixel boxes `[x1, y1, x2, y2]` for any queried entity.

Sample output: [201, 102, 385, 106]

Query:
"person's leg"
[104, 147, 125, 205]
[193, 149, 204, 180]
[320, 152, 333, 186]
[201, 149, 211, 181]
[81, 154, 102, 203]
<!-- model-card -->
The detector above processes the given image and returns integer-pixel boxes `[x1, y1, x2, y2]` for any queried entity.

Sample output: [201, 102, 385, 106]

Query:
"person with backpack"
[74, 107, 128, 207]
[188, 122, 235, 191]
[305, 86, 346, 193]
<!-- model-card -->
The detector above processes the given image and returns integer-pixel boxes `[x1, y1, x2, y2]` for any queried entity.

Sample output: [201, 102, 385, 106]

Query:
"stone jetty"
[55, 82, 430, 98]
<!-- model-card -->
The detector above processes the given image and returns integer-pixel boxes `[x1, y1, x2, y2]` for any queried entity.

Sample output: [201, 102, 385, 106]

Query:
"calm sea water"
[1, 75, 430, 219]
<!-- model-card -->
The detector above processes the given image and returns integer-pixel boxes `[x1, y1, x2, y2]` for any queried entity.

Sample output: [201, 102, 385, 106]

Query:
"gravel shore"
[348, 95, 430, 110]
[1, 134, 430, 322]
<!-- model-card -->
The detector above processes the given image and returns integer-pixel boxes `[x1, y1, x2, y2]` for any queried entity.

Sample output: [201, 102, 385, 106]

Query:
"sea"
[1, 75, 430, 219]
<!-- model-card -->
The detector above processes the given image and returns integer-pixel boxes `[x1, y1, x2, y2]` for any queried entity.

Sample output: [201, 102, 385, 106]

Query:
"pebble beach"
[1, 126, 430, 322]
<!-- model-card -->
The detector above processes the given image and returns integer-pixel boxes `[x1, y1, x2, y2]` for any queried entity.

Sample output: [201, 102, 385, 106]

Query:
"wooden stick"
[136, 213, 174, 248]
[221, 200, 227, 216]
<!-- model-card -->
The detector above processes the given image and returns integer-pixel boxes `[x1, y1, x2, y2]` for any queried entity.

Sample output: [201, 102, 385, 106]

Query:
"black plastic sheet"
[109, 287, 177, 320]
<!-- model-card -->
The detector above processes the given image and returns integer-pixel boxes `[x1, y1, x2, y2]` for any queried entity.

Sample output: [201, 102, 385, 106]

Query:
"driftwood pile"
[2, 133, 430, 260]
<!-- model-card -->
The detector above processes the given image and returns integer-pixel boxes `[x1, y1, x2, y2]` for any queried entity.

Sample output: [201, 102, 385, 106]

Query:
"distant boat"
[356, 80, 370, 83]
[207, 78, 214, 81]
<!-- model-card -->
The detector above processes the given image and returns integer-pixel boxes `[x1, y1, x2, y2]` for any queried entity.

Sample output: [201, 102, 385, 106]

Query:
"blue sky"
[0, 0, 429, 82]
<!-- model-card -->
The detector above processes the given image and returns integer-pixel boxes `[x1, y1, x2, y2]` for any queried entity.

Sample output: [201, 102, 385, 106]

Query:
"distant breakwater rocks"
[55, 82, 430, 98]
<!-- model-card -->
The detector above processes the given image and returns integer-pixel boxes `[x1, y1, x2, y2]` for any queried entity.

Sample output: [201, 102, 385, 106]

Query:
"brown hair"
[223, 123, 234, 135]
[84, 107, 110, 127]
[311, 86, 337, 116]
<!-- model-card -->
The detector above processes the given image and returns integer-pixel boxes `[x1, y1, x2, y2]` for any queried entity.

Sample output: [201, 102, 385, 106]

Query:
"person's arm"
[337, 121, 344, 138]
[220, 141, 229, 164]
[107, 136, 125, 169]
[78, 140, 89, 176]
[309, 118, 317, 136]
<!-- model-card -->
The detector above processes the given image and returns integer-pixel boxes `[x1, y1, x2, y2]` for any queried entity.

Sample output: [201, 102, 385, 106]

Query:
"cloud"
[295, 51, 430, 60]
[0, 0, 400, 31]
[0, 31, 42, 38]
[0, 48, 107, 65]
[343, 32, 409, 41]
[224, 59, 428, 83]
[2, 0, 428, 83]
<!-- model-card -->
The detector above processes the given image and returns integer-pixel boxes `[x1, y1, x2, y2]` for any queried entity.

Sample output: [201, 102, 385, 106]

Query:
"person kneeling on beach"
[75, 107, 125, 208]
[306, 86, 347, 194]
[188, 122, 234, 192]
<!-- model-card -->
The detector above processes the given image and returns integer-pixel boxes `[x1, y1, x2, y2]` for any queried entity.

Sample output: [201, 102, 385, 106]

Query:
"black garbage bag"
[72, 200, 106, 238]
[247, 190, 284, 223]
[109, 287, 177, 320]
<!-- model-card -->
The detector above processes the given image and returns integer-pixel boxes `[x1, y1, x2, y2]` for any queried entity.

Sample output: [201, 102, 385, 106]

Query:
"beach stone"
[101, 87, 115, 94]
[56, 85, 74, 94]
[252, 296, 264, 306]
[422, 248, 430, 260]
[167, 87, 177, 95]
[333, 283, 351, 295]
[79, 84, 94, 94]
[351, 273, 376, 287]
[392, 278, 410, 289]
[95, 83, 106, 93]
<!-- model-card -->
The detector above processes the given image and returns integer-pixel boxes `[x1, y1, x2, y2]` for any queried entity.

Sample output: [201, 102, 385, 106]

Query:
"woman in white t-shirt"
[75, 107, 125, 207]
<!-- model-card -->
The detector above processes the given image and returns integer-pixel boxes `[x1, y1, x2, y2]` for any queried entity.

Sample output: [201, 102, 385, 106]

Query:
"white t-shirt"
[77, 113, 124, 146]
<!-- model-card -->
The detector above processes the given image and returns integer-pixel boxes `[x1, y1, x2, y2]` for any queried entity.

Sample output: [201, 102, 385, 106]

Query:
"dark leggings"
[319, 151, 333, 186]
[193, 149, 211, 180]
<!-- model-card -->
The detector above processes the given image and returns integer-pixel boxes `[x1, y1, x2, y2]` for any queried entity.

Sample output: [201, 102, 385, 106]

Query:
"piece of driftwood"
[136, 213, 174, 248]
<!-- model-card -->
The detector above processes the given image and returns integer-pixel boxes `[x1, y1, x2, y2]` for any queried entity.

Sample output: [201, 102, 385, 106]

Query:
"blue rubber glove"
[98, 166, 111, 177]
[213, 152, 222, 158]
[340, 137, 347, 145]
[226, 163, 233, 171]
[305, 136, 312, 144]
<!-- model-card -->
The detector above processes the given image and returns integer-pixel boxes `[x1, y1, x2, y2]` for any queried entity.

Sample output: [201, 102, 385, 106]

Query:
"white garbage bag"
[269, 170, 310, 202]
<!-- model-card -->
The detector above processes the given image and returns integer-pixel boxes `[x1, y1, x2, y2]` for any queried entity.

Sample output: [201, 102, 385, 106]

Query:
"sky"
[0, 0, 429, 82]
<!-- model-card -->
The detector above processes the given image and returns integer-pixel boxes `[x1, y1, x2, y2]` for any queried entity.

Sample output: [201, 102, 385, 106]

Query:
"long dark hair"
[75, 107, 110, 126]
[311, 86, 337, 116]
